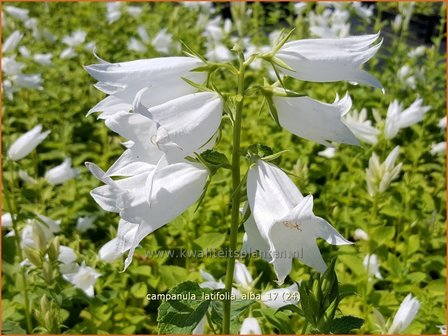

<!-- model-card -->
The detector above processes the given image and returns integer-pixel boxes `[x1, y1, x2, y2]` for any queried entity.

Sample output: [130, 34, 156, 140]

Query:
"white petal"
[274, 94, 359, 146]
[8, 125, 51, 161]
[261, 283, 299, 309]
[240, 317, 262, 334]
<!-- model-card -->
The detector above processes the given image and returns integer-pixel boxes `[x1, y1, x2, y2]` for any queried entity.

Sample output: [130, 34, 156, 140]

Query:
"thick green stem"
[222, 51, 246, 334]
[5, 163, 33, 333]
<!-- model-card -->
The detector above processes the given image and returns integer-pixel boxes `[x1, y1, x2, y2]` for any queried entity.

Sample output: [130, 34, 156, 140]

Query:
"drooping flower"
[309, 5, 350, 38]
[240, 317, 262, 334]
[63, 262, 101, 297]
[85, 56, 206, 108]
[318, 147, 336, 159]
[58, 246, 77, 265]
[7, 124, 50, 161]
[343, 108, 379, 144]
[2, 30, 23, 54]
[353, 228, 369, 241]
[4, 5, 29, 21]
[261, 283, 300, 309]
[106, 2, 121, 24]
[44, 158, 79, 185]
[365, 146, 402, 196]
[363, 254, 383, 279]
[246, 160, 351, 284]
[234, 260, 254, 290]
[98, 219, 137, 262]
[87, 159, 208, 270]
[388, 294, 420, 334]
[430, 142, 446, 155]
[384, 98, 431, 139]
[275, 33, 382, 88]
[76, 216, 96, 232]
[152, 29, 179, 54]
[274, 93, 359, 146]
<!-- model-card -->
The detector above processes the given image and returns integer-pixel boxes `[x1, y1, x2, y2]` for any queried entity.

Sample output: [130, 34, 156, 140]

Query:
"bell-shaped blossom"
[62, 30, 86, 47]
[85, 56, 206, 107]
[240, 317, 262, 334]
[388, 294, 420, 334]
[33, 53, 53, 66]
[76, 216, 96, 232]
[437, 326, 447, 335]
[128, 37, 146, 53]
[152, 29, 178, 54]
[274, 93, 359, 146]
[275, 33, 382, 88]
[4, 6, 29, 21]
[19, 46, 30, 58]
[2, 30, 23, 53]
[87, 159, 208, 269]
[19, 170, 37, 184]
[206, 44, 232, 62]
[234, 260, 254, 290]
[135, 91, 223, 162]
[2, 213, 14, 228]
[352, 2, 374, 21]
[21, 219, 54, 249]
[318, 147, 336, 159]
[246, 160, 351, 284]
[59, 246, 77, 265]
[438, 117, 446, 129]
[363, 254, 383, 279]
[261, 283, 300, 309]
[106, 2, 121, 24]
[430, 142, 446, 155]
[343, 108, 379, 144]
[7, 124, 50, 161]
[98, 219, 137, 262]
[353, 228, 368, 241]
[199, 268, 241, 298]
[384, 98, 431, 139]
[127, 5, 142, 17]
[309, 7, 350, 38]
[45, 158, 79, 185]
[366, 146, 402, 196]
[63, 262, 101, 297]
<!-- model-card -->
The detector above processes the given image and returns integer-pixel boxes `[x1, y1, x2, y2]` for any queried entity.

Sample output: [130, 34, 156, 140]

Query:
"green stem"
[5, 162, 33, 333]
[222, 50, 246, 334]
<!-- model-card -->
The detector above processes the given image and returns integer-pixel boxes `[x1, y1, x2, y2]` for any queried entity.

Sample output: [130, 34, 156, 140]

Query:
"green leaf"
[210, 298, 255, 334]
[2, 320, 26, 334]
[194, 232, 226, 250]
[260, 308, 295, 334]
[330, 315, 364, 334]
[199, 149, 231, 170]
[130, 282, 148, 299]
[246, 144, 274, 160]
[157, 281, 214, 334]
[158, 266, 189, 291]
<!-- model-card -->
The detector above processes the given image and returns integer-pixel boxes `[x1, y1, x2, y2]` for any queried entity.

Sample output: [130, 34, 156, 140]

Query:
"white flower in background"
[13, 73, 43, 89]
[106, 2, 121, 24]
[343, 108, 379, 144]
[8, 124, 50, 161]
[388, 294, 420, 334]
[351, 2, 374, 21]
[4, 5, 29, 21]
[353, 228, 369, 241]
[203, 16, 231, 43]
[137, 25, 150, 44]
[274, 93, 359, 146]
[62, 30, 86, 47]
[392, 14, 403, 33]
[76, 216, 96, 232]
[182, 1, 213, 12]
[384, 98, 431, 139]
[19, 46, 30, 58]
[240, 317, 262, 334]
[84, 41, 96, 52]
[87, 159, 209, 270]
[33, 53, 53, 66]
[398, 2, 415, 31]
[2, 56, 25, 75]
[261, 283, 300, 309]
[152, 29, 179, 54]
[21, 219, 54, 249]
[366, 146, 402, 196]
[61, 30, 86, 59]
[437, 325, 447, 335]
[294, 3, 307, 15]
[318, 147, 336, 159]
[60, 48, 77, 60]
[275, 33, 382, 88]
[128, 37, 147, 53]
[234, 260, 254, 290]
[438, 117, 446, 129]
[199, 268, 241, 297]
[245, 160, 351, 284]
[363, 254, 383, 279]
[430, 142, 446, 155]
[37, 214, 61, 233]
[45, 158, 79, 185]
[397, 65, 416, 89]
[245, 44, 270, 70]
[2, 30, 23, 53]
[193, 317, 206, 334]
[206, 44, 232, 62]
[127, 5, 142, 17]
[408, 46, 426, 58]
[85, 56, 206, 107]
[2, 213, 13, 228]
[18, 170, 37, 184]
[63, 262, 101, 297]
[58, 246, 77, 265]
[269, 30, 282, 45]
[309, 5, 350, 38]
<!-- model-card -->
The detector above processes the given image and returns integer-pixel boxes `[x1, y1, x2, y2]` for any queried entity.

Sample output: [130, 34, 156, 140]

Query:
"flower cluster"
[86, 30, 382, 285]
